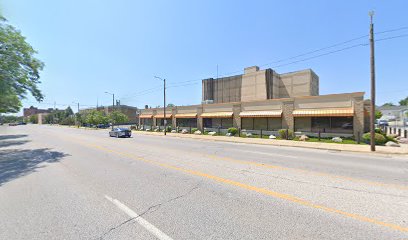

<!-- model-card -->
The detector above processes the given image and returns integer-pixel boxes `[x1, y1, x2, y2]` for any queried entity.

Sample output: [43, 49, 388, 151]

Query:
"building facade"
[140, 66, 367, 138]
[23, 106, 53, 118]
[202, 66, 319, 103]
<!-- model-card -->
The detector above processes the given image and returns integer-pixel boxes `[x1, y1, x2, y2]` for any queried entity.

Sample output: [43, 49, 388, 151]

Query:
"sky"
[1, 0, 408, 113]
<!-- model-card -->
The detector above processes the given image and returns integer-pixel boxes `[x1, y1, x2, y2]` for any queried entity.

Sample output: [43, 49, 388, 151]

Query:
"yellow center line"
[41, 129, 408, 190]
[204, 154, 408, 190]
[75, 140, 408, 233]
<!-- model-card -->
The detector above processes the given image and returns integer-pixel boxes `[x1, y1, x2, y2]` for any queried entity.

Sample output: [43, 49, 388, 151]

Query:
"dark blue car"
[109, 127, 132, 138]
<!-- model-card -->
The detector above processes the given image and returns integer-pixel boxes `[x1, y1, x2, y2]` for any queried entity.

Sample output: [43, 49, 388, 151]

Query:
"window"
[309, 117, 353, 133]
[177, 118, 197, 127]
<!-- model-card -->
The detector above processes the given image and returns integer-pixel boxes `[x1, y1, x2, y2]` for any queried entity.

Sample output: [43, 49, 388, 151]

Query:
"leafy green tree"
[65, 106, 74, 118]
[0, 17, 44, 113]
[28, 114, 38, 124]
[0, 115, 23, 123]
[375, 110, 383, 119]
[382, 102, 395, 107]
[108, 110, 128, 125]
[399, 97, 408, 106]
[85, 110, 109, 126]
[167, 103, 175, 107]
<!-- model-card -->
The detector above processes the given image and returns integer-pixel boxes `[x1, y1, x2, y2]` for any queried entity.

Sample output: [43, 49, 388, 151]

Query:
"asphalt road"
[0, 125, 407, 239]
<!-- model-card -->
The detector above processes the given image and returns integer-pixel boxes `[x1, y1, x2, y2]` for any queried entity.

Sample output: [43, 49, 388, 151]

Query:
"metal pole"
[164, 79, 166, 136]
[77, 102, 80, 127]
[369, 11, 376, 151]
[112, 94, 115, 130]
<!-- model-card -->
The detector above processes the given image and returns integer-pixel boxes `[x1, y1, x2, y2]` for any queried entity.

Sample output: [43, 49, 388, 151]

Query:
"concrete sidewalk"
[133, 130, 408, 155]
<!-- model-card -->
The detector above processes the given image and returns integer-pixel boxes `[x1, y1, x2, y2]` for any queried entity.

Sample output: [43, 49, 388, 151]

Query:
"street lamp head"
[154, 76, 164, 81]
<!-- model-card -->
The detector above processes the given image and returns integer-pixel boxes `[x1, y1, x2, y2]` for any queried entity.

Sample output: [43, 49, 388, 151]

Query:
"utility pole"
[369, 11, 376, 152]
[164, 78, 167, 136]
[105, 92, 115, 130]
[155, 76, 167, 135]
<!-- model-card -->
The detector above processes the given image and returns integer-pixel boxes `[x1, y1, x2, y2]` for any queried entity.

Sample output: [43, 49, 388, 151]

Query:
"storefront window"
[241, 118, 282, 130]
[158, 118, 172, 126]
[309, 117, 353, 133]
[141, 118, 152, 126]
[177, 118, 197, 127]
[203, 118, 232, 128]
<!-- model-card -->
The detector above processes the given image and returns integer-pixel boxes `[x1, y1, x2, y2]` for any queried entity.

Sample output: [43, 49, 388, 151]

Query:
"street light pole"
[369, 11, 376, 152]
[105, 92, 115, 130]
[155, 76, 167, 136]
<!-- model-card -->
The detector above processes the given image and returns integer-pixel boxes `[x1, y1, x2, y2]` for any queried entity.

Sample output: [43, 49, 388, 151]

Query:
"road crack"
[97, 185, 200, 239]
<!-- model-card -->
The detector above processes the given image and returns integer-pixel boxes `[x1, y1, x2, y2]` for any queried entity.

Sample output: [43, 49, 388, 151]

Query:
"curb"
[132, 131, 408, 155]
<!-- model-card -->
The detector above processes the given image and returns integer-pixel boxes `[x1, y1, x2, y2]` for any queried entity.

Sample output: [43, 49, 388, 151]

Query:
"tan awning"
[154, 113, 173, 118]
[139, 114, 152, 119]
[239, 110, 282, 118]
[293, 108, 354, 117]
[200, 112, 233, 118]
[175, 113, 197, 118]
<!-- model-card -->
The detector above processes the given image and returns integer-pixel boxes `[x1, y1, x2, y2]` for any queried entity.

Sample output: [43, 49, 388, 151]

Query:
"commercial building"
[23, 106, 53, 118]
[139, 66, 367, 138]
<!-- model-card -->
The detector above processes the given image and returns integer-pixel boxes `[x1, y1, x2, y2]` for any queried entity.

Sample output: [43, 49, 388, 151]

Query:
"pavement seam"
[97, 185, 199, 239]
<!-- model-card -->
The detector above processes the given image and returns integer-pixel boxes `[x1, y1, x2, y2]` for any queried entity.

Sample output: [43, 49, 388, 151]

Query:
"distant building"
[23, 106, 52, 118]
[140, 65, 366, 138]
[202, 66, 319, 103]
[377, 105, 408, 121]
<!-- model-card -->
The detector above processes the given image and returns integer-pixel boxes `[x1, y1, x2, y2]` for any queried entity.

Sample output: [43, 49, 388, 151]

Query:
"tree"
[382, 102, 395, 107]
[167, 103, 175, 107]
[399, 97, 408, 106]
[28, 114, 38, 124]
[109, 110, 128, 125]
[0, 17, 44, 113]
[85, 110, 108, 126]
[375, 110, 383, 119]
[65, 106, 74, 118]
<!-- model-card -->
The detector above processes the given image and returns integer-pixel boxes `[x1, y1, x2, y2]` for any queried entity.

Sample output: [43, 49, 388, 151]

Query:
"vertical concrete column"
[233, 104, 242, 129]
[197, 106, 203, 131]
[171, 108, 176, 128]
[282, 100, 294, 131]
[353, 96, 364, 138]
[152, 110, 157, 127]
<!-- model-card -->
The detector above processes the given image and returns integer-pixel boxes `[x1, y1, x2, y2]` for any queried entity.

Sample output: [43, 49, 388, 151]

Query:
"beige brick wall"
[353, 96, 365, 138]
[282, 100, 294, 130]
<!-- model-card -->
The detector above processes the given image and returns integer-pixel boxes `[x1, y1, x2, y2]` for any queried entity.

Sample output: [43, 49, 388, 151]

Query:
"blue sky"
[2, 0, 408, 113]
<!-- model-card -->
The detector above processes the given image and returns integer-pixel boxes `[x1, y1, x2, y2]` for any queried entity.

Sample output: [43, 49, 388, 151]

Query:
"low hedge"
[278, 129, 294, 139]
[227, 127, 238, 136]
[362, 132, 387, 145]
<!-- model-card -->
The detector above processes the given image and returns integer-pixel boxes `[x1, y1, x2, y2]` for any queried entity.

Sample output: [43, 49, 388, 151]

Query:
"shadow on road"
[0, 134, 28, 140]
[0, 148, 68, 186]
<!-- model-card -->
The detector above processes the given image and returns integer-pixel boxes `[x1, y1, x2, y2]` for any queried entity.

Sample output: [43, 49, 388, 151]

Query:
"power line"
[116, 26, 408, 102]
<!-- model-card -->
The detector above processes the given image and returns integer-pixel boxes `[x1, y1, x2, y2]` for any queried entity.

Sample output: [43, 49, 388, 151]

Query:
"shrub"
[362, 132, 387, 145]
[278, 129, 294, 140]
[227, 127, 238, 136]
[166, 126, 172, 132]
[130, 125, 137, 130]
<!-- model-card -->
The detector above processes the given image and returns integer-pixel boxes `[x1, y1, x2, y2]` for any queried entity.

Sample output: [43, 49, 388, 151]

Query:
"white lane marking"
[237, 150, 299, 159]
[104, 195, 174, 240]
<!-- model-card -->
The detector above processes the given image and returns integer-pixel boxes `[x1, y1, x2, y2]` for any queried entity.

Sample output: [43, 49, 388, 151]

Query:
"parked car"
[377, 119, 389, 127]
[109, 127, 132, 138]
[9, 122, 18, 126]
[341, 123, 353, 129]
[96, 123, 110, 129]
